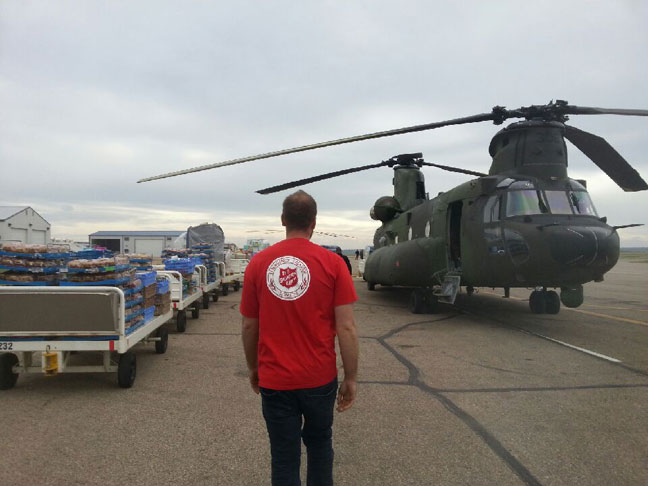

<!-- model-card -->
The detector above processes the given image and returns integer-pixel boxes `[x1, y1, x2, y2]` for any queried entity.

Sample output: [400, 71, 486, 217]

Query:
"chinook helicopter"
[139, 101, 648, 314]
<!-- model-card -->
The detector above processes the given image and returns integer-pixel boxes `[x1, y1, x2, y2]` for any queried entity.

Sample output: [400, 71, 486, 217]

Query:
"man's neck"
[285, 229, 312, 240]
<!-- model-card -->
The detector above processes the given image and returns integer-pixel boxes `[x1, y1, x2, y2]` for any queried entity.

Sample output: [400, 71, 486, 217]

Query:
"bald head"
[282, 190, 317, 233]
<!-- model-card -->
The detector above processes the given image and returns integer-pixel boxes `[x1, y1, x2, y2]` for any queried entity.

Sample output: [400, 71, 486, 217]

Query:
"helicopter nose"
[549, 226, 619, 267]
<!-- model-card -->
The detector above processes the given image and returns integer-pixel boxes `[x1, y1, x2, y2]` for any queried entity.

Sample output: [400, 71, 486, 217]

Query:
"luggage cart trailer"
[157, 270, 203, 333]
[0, 285, 174, 390]
[221, 259, 248, 295]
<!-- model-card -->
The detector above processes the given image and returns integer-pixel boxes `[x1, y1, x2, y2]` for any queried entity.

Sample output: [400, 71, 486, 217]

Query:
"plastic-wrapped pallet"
[0, 243, 71, 286]
[163, 258, 196, 297]
[129, 253, 153, 271]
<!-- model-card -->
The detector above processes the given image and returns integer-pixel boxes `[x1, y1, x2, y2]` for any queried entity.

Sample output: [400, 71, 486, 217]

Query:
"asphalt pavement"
[1, 259, 647, 485]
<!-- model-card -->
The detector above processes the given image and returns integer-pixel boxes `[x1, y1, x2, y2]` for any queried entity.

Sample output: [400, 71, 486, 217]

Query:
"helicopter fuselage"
[363, 171, 619, 302]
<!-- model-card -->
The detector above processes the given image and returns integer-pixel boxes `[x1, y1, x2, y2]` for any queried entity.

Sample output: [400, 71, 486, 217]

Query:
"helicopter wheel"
[529, 290, 546, 314]
[544, 290, 561, 314]
[466, 286, 474, 296]
[409, 289, 427, 314]
[560, 286, 583, 308]
[367, 281, 376, 291]
[425, 293, 439, 314]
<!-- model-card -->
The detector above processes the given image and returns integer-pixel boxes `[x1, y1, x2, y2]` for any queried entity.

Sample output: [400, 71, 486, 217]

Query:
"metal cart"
[157, 270, 203, 332]
[198, 262, 225, 308]
[0, 284, 174, 390]
[221, 259, 248, 295]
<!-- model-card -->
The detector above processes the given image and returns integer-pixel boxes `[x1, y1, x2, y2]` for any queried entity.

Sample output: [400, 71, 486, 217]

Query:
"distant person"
[336, 247, 352, 275]
[240, 189, 359, 486]
[355, 249, 359, 260]
[359, 249, 364, 259]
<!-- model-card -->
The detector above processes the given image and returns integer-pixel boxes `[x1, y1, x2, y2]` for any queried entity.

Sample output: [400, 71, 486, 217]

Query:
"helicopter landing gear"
[560, 285, 584, 308]
[409, 289, 438, 314]
[529, 289, 561, 314]
[466, 285, 474, 296]
[367, 281, 376, 291]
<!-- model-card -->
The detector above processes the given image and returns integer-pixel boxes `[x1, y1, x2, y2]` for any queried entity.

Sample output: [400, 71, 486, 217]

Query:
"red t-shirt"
[240, 238, 357, 390]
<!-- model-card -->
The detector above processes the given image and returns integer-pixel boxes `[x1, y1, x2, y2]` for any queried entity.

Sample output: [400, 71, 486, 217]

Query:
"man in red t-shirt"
[241, 190, 359, 486]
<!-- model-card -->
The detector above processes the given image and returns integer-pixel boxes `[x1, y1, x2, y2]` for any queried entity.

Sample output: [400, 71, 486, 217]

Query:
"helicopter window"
[544, 191, 573, 215]
[483, 196, 501, 222]
[569, 191, 598, 216]
[505, 190, 549, 217]
[408, 227, 413, 240]
[424, 221, 431, 237]
[394, 234, 399, 244]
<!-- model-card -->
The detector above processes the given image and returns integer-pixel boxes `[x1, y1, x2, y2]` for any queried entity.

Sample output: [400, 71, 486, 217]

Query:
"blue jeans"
[260, 378, 338, 486]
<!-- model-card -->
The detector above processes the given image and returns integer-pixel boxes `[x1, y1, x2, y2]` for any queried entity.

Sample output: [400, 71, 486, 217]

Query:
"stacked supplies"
[76, 248, 114, 259]
[191, 243, 219, 283]
[154, 277, 172, 316]
[61, 256, 132, 285]
[0, 243, 71, 286]
[163, 258, 196, 298]
[137, 271, 157, 323]
[129, 253, 153, 271]
[61, 256, 145, 332]
[161, 248, 189, 259]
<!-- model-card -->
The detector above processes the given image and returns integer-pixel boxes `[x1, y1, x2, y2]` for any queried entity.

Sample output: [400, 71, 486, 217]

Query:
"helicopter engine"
[370, 196, 400, 222]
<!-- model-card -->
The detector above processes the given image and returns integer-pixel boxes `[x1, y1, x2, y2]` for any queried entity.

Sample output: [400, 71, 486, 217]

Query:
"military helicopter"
[139, 101, 648, 315]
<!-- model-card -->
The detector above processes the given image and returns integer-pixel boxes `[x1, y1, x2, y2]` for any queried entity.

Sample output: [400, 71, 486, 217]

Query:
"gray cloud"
[1, 0, 647, 247]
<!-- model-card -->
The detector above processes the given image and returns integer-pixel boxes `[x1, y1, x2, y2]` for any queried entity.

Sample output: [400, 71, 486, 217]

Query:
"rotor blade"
[138, 112, 495, 183]
[420, 162, 486, 177]
[563, 106, 648, 117]
[256, 160, 390, 195]
[564, 125, 648, 192]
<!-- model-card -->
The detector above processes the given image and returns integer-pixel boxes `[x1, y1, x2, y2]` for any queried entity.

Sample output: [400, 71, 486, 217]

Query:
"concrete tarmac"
[1, 260, 647, 485]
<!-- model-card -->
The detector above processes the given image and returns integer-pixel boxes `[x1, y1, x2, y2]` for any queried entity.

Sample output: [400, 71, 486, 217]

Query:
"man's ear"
[281, 214, 286, 227]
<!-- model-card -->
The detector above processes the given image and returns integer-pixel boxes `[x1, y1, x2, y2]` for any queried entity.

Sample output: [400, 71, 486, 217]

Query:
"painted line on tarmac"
[480, 290, 648, 327]
[564, 308, 648, 328]
[519, 330, 621, 363]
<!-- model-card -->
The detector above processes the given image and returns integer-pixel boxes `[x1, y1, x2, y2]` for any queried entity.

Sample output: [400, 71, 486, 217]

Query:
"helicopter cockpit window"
[544, 191, 573, 214]
[424, 220, 431, 237]
[569, 191, 598, 216]
[505, 190, 549, 217]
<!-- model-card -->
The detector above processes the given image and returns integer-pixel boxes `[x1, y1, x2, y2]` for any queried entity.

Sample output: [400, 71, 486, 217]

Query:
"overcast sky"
[1, 1, 647, 249]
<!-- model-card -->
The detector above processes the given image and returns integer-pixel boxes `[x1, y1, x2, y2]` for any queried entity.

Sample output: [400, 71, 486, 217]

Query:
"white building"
[89, 230, 184, 257]
[0, 206, 51, 244]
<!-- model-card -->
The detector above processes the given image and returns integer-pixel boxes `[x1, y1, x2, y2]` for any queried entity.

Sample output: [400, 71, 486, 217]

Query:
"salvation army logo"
[266, 256, 310, 301]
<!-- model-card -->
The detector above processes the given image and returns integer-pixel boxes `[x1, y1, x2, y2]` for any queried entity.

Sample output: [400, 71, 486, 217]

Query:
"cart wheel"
[211, 291, 219, 303]
[176, 310, 187, 333]
[155, 327, 169, 354]
[233, 281, 241, 291]
[0, 353, 19, 390]
[222, 284, 229, 296]
[117, 352, 137, 388]
[192, 302, 200, 319]
[202, 293, 210, 310]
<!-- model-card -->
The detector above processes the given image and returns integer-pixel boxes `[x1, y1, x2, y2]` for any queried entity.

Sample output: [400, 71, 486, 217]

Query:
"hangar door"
[9, 228, 27, 242]
[134, 238, 164, 257]
[31, 230, 47, 244]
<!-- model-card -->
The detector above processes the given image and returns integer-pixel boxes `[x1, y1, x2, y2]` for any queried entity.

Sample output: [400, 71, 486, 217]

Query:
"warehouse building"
[89, 230, 184, 257]
[0, 206, 51, 244]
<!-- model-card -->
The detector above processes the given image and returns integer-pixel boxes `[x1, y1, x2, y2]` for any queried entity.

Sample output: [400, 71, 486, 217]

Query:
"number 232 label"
[0, 342, 14, 351]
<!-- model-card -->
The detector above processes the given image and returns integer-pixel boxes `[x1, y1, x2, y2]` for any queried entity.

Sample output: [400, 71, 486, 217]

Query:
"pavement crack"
[375, 313, 543, 486]
[437, 383, 648, 393]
